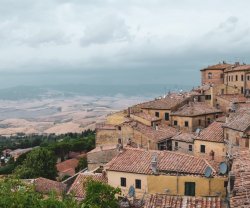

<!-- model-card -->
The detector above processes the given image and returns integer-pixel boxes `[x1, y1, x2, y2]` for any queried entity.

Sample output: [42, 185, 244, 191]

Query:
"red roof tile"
[201, 63, 232, 71]
[197, 122, 224, 143]
[171, 102, 222, 117]
[106, 148, 217, 176]
[68, 173, 107, 199]
[171, 132, 195, 143]
[230, 149, 250, 208]
[144, 194, 224, 208]
[217, 94, 248, 103]
[56, 158, 79, 176]
[225, 64, 250, 72]
[131, 112, 161, 122]
[34, 177, 66, 195]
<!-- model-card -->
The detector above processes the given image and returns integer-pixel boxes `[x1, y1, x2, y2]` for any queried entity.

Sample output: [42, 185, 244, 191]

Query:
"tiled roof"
[105, 148, 217, 176]
[131, 112, 161, 122]
[139, 93, 189, 110]
[197, 122, 224, 143]
[68, 173, 108, 199]
[223, 109, 250, 132]
[225, 64, 250, 72]
[230, 149, 250, 208]
[171, 132, 195, 143]
[88, 145, 117, 154]
[171, 102, 222, 117]
[144, 194, 223, 208]
[34, 177, 66, 195]
[201, 63, 232, 71]
[56, 158, 79, 176]
[216, 94, 248, 103]
[124, 121, 177, 142]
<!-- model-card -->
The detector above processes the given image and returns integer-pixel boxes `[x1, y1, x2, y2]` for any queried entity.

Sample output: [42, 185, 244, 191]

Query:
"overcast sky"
[0, 0, 250, 85]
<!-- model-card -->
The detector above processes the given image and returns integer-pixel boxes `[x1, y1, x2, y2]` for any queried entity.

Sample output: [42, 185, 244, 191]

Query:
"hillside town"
[2, 62, 250, 208]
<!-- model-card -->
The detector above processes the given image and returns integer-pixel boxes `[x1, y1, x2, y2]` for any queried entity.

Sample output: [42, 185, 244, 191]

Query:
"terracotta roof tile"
[171, 132, 195, 143]
[171, 102, 222, 117]
[230, 149, 250, 208]
[124, 121, 177, 142]
[68, 173, 108, 199]
[56, 158, 79, 176]
[34, 177, 66, 195]
[201, 63, 232, 71]
[106, 148, 217, 176]
[197, 122, 224, 143]
[225, 64, 250, 72]
[139, 93, 189, 110]
[144, 194, 224, 208]
[217, 94, 248, 103]
[131, 112, 161, 122]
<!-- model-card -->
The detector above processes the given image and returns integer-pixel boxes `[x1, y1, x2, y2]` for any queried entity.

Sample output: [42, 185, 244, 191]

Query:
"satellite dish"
[219, 162, 228, 175]
[204, 167, 212, 178]
[128, 186, 135, 198]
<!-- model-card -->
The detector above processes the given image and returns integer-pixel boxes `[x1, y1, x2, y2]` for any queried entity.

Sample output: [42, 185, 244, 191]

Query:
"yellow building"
[194, 121, 226, 162]
[105, 148, 227, 198]
[170, 102, 222, 132]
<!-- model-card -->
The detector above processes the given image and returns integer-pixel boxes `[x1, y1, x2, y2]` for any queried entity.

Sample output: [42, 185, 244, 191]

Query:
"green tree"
[75, 157, 88, 172]
[15, 148, 57, 180]
[82, 180, 121, 208]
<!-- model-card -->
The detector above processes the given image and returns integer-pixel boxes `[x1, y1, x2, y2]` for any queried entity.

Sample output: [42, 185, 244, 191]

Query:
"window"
[135, 179, 141, 189]
[235, 75, 238, 81]
[165, 113, 169, 121]
[174, 120, 178, 126]
[185, 121, 189, 127]
[241, 87, 244, 94]
[207, 118, 211, 124]
[231, 76, 233, 81]
[246, 139, 249, 148]
[221, 89, 224, 95]
[220, 74, 224, 79]
[175, 142, 178, 150]
[185, 182, 195, 196]
[229, 76, 231, 82]
[198, 120, 201, 126]
[118, 126, 121, 130]
[236, 137, 239, 146]
[248, 76, 250, 81]
[155, 112, 160, 117]
[241, 75, 244, 81]
[208, 72, 212, 79]
[200, 145, 205, 153]
[120, 177, 126, 187]
[189, 145, 193, 152]
[205, 95, 211, 100]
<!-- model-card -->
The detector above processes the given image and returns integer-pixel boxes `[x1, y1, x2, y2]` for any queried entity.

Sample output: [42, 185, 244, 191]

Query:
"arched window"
[208, 72, 212, 79]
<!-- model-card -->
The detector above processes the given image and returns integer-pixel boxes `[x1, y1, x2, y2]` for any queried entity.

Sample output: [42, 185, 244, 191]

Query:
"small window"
[185, 182, 195, 196]
[118, 126, 121, 131]
[246, 139, 249, 148]
[229, 76, 231, 82]
[207, 118, 211, 124]
[205, 95, 211, 100]
[231, 76, 233, 81]
[220, 74, 224, 79]
[135, 179, 141, 189]
[121, 177, 126, 187]
[189, 145, 193, 152]
[221, 89, 224, 95]
[208, 72, 212, 79]
[235, 75, 238, 81]
[174, 120, 178, 126]
[236, 137, 239, 146]
[248, 76, 250, 81]
[200, 145, 205, 153]
[241, 87, 244, 94]
[185, 121, 189, 127]
[241, 75, 244, 81]
[175, 142, 178, 150]
[198, 119, 201, 126]
[165, 113, 169, 121]
[155, 112, 160, 117]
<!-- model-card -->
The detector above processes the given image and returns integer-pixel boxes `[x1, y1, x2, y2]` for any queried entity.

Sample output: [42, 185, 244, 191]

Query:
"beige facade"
[95, 128, 119, 147]
[142, 109, 172, 124]
[201, 69, 224, 85]
[194, 140, 226, 162]
[107, 170, 227, 198]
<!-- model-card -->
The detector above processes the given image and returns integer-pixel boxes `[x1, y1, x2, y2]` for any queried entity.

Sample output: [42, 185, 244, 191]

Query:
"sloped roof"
[56, 158, 79, 176]
[196, 122, 224, 143]
[68, 173, 108, 199]
[34, 177, 66, 195]
[230, 149, 250, 208]
[216, 94, 248, 103]
[144, 194, 223, 208]
[223, 109, 250, 132]
[105, 148, 217, 176]
[131, 112, 161, 122]
[201, 63, 232, 71]
[224, 64, 250, 72]
[171, 102, 222, 117]
[139, 94, 189, 110]
[123, 121, 177, 142]
[171, 132, 195, 143]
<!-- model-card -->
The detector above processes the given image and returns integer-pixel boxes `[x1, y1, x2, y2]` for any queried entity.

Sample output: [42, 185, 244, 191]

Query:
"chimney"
[151, 155, 158, 174]
[127, 107, 131, 117]
[209, 150, 215, 160]
[235, 62, 240, 66]
[223, 61, 226, 64]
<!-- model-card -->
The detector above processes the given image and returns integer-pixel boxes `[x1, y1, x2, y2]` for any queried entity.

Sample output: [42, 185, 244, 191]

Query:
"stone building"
[170, 102, 222, 132]
[170, 132, 195, 154]
[105, 148, 227, 198]
[200, 62, 232, 85]
[194, 121, 226, 162]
